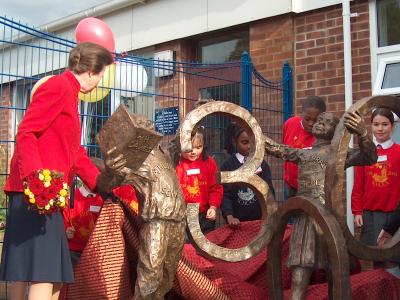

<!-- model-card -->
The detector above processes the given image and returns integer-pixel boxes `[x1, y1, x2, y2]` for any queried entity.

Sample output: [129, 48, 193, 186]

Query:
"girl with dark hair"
[220, 123, 275, 226]
[176, 126, 223, 234]
[352, 108, 400, 274]
[0, 42, 113, 300]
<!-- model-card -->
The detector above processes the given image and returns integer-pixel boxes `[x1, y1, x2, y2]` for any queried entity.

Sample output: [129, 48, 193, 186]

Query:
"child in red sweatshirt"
[352, 108, 400, 274]
[176, 126, 223, 234]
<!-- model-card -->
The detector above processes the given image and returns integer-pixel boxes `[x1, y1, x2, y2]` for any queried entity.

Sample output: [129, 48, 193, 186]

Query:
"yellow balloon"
[79, 63, 115, 102]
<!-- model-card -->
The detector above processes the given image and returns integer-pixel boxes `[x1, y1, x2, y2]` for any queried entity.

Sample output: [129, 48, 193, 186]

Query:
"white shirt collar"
[235, 153, 246, 164]
[373, 137, 394, 149]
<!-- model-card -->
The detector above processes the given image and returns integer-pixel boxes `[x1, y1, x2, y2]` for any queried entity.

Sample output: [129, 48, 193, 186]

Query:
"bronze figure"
[96, 106, 186, 300]
[264, 111, 376, 300]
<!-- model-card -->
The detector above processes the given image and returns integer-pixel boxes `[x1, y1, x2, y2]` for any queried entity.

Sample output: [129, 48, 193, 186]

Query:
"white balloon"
[115, 62, 148, 98]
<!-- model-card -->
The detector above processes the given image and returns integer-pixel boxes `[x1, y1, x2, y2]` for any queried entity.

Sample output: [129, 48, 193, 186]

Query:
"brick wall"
[294, 0, 371, 116]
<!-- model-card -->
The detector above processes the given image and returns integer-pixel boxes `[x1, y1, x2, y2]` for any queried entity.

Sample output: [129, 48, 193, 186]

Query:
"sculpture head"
[312, 112, 339, 140]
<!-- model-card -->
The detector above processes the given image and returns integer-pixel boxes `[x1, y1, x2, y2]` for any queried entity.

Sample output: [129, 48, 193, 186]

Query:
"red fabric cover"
[283, 116, 314, 190]
[5, 70, 99, 192]
[61, 212, 400, 300]
[351, 143, 400, 215]
[176, 156, 223, 212]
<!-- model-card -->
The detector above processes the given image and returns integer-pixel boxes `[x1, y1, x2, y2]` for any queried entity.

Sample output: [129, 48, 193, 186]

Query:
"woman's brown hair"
[68, 42, 113, 75]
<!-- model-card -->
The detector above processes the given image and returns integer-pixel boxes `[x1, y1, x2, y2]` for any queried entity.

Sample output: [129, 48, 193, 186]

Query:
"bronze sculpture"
[264, 111, 376, 299]
[96, 106, 186, 300]
[180, 97, 400, 300]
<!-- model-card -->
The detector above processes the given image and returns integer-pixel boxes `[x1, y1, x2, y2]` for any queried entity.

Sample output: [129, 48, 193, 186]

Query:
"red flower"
[42, 187, 57, 200]
[35, 194, 49, 207]
[29, 178, 45, 195]
[52, 178, 63, 191]
[27, 172, 38, 182]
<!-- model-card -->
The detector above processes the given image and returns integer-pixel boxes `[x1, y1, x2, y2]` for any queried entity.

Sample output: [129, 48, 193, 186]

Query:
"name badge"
[377, 155, 388, 163]
[187, 168, 200, 175]
[303, 146, 312, 150]
[89, 205, 101, 213]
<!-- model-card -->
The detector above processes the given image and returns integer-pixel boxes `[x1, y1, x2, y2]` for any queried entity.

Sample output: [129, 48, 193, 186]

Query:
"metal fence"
[0, 15, 292, 231]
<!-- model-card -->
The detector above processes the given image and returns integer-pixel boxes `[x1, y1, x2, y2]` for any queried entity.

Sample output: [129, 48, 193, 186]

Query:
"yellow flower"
[44, 181, 51, 188]
[38, 173, 44, 181]
[59, 201, 65, 207]
[29, 197, 35, 204]
[59, 189, 68, 197]
[44, 175, 52, 182]
[28, 193, 35, 199]
[45, 204, 50, 210]
[59, 196, 65, 202]
[49, 200, 54, 206]
[63, 183, 68, 190]
[24, 188, 31, 196]
[42, 169, 51, 176]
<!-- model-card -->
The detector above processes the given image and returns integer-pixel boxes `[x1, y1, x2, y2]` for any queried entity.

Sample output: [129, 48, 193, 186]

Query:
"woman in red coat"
[0, 42, 113, 300]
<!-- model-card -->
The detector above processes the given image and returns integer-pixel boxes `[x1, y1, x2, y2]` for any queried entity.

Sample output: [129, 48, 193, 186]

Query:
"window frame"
[369, 0, 400, 95]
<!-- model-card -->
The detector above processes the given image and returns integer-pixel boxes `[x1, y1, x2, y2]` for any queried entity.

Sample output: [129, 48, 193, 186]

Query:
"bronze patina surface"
[97, 106, 186, 300]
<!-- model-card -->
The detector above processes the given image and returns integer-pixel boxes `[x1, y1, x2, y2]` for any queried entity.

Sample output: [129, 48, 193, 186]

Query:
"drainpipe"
[342, 0, 355, 234]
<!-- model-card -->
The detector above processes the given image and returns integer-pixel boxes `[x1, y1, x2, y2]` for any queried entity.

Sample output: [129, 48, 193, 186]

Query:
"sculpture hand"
[344, 111, 367, 137]
[104, 147, 127, 176]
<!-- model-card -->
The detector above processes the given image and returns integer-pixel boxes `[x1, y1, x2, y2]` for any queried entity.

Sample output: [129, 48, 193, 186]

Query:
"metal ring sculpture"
[180, 96, 400, 298]
[180, 101, 276, 261]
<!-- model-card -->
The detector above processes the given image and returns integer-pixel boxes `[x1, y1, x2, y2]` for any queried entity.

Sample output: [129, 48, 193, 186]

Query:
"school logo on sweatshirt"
[185, 177, 200, 197]
[370, 163, 390, 187]
[237, 188, 256, 205]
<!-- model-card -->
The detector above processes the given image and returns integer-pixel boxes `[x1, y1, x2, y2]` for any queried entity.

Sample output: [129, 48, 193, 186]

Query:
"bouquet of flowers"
[23, 169, 69, 214]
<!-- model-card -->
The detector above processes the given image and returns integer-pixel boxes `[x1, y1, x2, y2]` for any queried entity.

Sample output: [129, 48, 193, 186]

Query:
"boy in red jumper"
[176, 126, 223, 234]
[283, 96, 326, 197]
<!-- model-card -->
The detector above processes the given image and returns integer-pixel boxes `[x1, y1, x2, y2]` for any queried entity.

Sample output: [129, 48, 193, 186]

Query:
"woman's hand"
[206, 206, 217, 220]
[66, 226, 75, 239]
[226, 215, 240, 227]
[353, 214, 363, 227]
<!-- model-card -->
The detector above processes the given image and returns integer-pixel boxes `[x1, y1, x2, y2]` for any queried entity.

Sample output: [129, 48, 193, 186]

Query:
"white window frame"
[369, 0, 400, 95]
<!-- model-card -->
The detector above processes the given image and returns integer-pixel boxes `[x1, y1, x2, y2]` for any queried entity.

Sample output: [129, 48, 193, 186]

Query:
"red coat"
[176, 156, 223, 213]
[283, 116, 314, 189]
[5, 70, 99, 193]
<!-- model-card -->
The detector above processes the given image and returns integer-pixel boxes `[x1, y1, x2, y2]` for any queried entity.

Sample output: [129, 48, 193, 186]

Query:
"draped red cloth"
[61, 203, 400, 300]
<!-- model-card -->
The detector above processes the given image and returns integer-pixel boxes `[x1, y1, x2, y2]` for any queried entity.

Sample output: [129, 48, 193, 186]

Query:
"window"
[370, 0, 400, 95]
[376, 0, 400, 47]
[198, 31, 249, 63]
[373, 56, 400, 94]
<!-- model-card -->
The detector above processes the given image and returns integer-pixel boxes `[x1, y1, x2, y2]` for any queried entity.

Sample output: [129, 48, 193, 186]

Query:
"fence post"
[282, 61, 293, 121]
[241, 52, 253, 112]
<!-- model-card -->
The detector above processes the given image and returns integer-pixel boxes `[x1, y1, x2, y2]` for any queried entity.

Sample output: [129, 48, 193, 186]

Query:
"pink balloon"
[75, 17, 115, 53]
